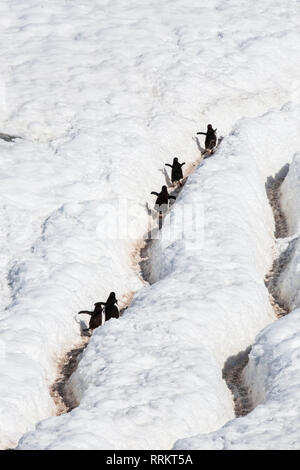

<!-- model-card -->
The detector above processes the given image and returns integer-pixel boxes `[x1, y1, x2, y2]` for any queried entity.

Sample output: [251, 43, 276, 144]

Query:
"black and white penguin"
[197, 124, 217, 151]
[151, 185, 176, 214]
[95, 292, 119, 321]
[165, 157, 186, 185]
[78, 303, 103, 330]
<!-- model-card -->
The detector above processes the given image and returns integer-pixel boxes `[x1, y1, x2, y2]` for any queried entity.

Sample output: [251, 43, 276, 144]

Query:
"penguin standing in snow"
[165, 158, 186, 186]
[151, 185, 176, 229]
[197, 124, 217, 152]
[151, 185, 176, 214]
[78, 292, 119, 330]
[78, 302, 103, 331]
[95, 292, 119, 321]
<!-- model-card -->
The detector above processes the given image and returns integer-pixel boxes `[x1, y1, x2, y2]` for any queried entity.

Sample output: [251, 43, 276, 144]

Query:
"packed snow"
[0, 0, 300, 450]
[173, 152, 300, 451]
[280, 153, 300, 310]
[17, 108, 300, 450]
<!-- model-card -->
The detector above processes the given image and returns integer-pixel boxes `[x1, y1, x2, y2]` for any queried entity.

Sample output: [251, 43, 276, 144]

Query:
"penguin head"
[173, 157, 178, 163]
[207, 124, 213, 131]
[94, 302, 103, 312]
[110, 292, 118, 303]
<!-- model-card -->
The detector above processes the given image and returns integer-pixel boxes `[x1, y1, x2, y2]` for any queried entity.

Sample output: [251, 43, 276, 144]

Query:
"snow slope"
[280, 154, 300, 311]
[173, 149, 300, 451]
[0, 0, 300, 449]
[18, 107, 300, 450]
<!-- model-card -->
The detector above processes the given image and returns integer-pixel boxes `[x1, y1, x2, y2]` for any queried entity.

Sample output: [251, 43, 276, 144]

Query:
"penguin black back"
[89, 310, 103, 330]
[104, 292, 119, 321]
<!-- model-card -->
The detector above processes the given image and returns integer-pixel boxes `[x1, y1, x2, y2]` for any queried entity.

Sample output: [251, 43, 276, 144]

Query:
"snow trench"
[2, 0, 300, 451]
[0, 136, 170, 449]
[221, 164, 291, 419]
[16, 106, 300, 450]
[50, 297, 135, 416]
[45, 142, 240, 428]
[46, 153, 202, 417]
[173, 125, 300, 451]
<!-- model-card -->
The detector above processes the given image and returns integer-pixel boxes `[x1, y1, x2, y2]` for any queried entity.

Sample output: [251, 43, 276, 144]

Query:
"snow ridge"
[174, 122, 300, 451]
[1, 0, 300, 450]
[17, 107, 300, 450]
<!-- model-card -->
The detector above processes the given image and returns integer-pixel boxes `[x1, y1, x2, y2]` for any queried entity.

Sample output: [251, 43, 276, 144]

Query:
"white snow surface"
[173, 151, 300, 451]
[0, 0, 299, 450]
[17, 108, 300, 450]
[280, 153, 300, 310]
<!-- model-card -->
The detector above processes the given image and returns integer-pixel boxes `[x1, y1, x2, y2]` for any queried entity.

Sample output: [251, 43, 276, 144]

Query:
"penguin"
[95, 292, 119, 321]
[165, 158, 186, 185]
[78, 303, 103, 330]
[151, 185, 176, 215]
[197, 124, 217, 151]
[78, 292, 119, 330]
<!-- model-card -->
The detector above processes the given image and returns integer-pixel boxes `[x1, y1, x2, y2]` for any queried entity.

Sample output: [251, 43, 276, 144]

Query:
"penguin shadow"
[145, 201, 163, 235]
[217, 136, 224, 146]
[193, 135, 206, 155]
[78, 318, 93, 337]
[145, 201, 152, 217]
[159, 167, 173, 188]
